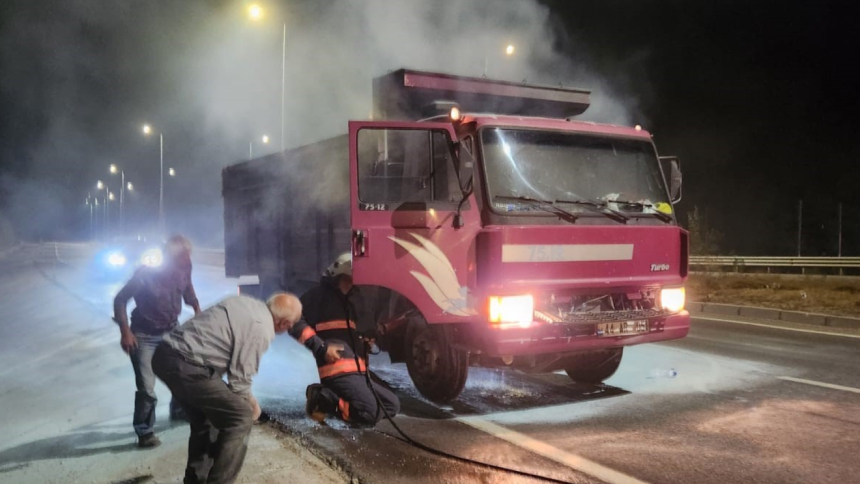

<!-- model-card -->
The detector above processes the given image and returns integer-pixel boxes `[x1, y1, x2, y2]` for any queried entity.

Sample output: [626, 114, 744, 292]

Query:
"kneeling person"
[153, 293, 301, 484]
[292, 253, 399, 426]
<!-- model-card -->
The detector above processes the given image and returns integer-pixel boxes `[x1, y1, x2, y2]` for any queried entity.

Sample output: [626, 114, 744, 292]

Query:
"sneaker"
[137, 433, 161, 448]
[305, 384, 327, 423]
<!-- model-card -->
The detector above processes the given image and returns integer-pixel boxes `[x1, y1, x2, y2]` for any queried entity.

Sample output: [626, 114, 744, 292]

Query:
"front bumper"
[462, 310, 690, 357]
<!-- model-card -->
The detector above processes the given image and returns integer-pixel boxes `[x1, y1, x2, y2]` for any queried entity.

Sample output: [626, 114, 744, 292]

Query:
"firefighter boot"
[306, 384, 331, 423]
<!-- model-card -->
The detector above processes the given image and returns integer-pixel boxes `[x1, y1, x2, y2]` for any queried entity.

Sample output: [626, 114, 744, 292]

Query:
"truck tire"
[563, 348, 623, 384]
[405, 323, 468, 404]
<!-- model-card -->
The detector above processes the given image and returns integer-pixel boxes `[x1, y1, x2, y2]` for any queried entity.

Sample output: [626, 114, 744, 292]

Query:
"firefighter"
[290, 253, 400, 426]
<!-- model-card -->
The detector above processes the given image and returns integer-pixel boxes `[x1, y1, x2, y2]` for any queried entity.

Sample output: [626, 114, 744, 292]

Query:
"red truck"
[223, 69, 690, 403]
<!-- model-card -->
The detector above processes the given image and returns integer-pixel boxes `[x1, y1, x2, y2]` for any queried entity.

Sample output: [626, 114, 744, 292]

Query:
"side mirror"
[660, 156, 682, 203]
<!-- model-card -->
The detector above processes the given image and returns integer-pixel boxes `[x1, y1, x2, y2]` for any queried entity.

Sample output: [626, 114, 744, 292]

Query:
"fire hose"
[342, 298, 575, 484]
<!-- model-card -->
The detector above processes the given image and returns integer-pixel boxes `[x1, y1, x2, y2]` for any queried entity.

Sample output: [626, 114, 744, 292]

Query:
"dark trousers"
[321, 373, 400, 426]
[152, 344, 254, 484]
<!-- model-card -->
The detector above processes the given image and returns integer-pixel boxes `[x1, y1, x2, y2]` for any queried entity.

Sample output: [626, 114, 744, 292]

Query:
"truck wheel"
[405, 323, 468, 404]
[563, 348, 623, 384]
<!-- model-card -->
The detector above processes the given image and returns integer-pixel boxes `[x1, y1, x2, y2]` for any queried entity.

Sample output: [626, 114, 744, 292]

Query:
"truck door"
[348, 121, 481, 323]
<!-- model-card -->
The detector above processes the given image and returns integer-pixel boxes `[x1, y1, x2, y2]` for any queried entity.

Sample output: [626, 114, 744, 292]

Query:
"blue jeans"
[130, 332, 181, 436]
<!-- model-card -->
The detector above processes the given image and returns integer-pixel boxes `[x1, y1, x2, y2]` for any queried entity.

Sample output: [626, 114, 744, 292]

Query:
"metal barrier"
[690, 256, 860, 274]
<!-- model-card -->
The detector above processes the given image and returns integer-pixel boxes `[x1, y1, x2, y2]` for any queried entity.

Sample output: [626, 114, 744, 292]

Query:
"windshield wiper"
[494, 195, 579, 223]
[604, 199, 673, 222]
[554, 198, 629, 224]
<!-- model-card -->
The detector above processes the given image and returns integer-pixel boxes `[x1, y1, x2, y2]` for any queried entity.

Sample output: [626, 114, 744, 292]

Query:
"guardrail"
[690, 256, 860, 274]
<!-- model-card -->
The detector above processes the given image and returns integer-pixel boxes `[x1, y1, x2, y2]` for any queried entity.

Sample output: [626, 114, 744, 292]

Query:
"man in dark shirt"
[114, 234, 201, 448]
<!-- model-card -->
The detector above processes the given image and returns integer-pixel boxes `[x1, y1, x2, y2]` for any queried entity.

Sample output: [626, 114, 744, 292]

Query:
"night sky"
[1, 0, 858, 255]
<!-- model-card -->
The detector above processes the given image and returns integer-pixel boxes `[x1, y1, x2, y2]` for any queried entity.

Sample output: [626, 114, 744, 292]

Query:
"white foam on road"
[471, 344, 783, 427]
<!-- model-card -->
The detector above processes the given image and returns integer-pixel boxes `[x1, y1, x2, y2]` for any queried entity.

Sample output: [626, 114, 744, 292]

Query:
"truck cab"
[223, 69, 690, 403]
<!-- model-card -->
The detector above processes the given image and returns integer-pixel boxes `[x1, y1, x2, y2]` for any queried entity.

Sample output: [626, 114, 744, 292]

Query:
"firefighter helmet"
[324, 252, 352, 279]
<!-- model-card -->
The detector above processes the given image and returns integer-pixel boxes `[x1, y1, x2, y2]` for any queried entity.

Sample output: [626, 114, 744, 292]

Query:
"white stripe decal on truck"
[502, 244, 634, 263]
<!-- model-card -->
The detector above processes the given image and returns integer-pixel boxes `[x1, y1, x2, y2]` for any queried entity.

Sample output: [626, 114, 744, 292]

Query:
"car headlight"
[141, 248, 164, 267]
[661, 287, 685, 313]
[489, 294, 534, 329]
[107, 252, 127, 267]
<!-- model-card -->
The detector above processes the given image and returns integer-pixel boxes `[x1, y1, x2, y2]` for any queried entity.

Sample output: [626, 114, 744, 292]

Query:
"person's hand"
[324, 343, 345, 364]
[248, 395, 262, 421]
[120, 329, 138, 355]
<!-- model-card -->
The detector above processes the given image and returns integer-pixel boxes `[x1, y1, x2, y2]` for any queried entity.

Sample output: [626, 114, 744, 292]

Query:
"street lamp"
[247, 5, 286, 151]
[127, 182, 134, 191]
[484, 43, 516, 77]
[248, 4, 263, 21]
[142, 123, 165, 233]
[249, 134, 271, 159]
[168, 167, 175, 177]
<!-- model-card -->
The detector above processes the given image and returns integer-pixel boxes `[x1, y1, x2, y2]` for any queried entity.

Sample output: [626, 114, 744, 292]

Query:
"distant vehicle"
[223, 69, 690, 403]
[91, 236, 163, 280]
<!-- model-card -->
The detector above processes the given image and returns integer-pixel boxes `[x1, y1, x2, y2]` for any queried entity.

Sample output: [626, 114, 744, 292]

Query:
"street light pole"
[797, 199, 803, 257]
[838, 202, 843, 257]
[104, 191, 109, 239]
[281, 22, 286, 152]
[247, 6, 286, 151]
[159, 132, 164, 234]
[120, 170, 124, 234]
[86, 193, 94, 240]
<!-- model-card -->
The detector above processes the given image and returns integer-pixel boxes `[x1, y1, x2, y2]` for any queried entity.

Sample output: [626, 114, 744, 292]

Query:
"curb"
[689, 302, 860, 329]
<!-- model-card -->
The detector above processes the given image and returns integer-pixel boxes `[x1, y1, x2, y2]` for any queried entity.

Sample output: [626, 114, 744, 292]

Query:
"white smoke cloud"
[176, 0, 639, 157]
[0, 0, 643, 244]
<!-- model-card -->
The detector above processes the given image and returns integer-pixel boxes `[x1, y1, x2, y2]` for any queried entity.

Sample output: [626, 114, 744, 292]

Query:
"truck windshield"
[481, 128, 671, 218]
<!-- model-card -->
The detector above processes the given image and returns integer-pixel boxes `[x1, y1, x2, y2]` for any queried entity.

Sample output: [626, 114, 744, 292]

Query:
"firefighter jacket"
[289, 277, 367, 380]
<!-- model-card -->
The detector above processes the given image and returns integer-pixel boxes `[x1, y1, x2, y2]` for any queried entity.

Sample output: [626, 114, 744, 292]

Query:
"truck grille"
[535, 308, 676, 324]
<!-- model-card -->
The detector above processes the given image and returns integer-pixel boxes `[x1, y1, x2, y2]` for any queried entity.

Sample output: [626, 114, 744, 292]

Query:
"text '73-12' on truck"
[222, 69, 689, 403]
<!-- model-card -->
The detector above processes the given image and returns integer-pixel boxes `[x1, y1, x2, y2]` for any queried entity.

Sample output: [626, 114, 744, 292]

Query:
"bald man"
[152, 293, 301, 484]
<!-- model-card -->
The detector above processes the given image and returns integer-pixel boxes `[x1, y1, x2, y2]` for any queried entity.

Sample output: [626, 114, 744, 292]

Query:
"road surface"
[2, 258, 858, 484]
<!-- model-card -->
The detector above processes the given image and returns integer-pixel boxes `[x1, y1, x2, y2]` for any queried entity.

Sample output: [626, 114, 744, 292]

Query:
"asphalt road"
[3, 259, 859, 484]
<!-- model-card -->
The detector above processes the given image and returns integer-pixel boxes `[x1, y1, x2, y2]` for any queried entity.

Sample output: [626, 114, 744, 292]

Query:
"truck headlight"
[107, 252, 127, 267]
[141, 248, 163, 267]
[489, 295, 534, 328]
[660, 287, 685, 313]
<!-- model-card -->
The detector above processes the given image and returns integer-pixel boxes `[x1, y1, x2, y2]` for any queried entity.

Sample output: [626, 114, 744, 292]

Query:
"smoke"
[0, 0, 643, 246]
[184, 0, 638, 151]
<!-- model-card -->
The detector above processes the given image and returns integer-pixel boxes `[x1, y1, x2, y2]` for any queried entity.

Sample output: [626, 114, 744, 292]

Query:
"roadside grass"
[687, 273, 860, 318]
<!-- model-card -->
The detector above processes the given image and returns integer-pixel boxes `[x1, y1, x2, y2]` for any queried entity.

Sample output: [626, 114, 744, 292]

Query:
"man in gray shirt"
[153, 293, 301, 484]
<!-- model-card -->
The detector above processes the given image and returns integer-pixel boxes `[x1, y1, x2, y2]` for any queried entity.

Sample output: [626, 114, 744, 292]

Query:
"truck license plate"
[597, 320, 648, 337]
